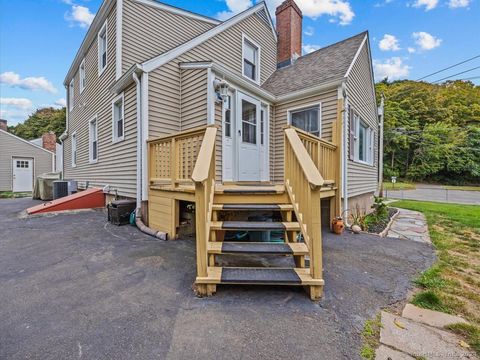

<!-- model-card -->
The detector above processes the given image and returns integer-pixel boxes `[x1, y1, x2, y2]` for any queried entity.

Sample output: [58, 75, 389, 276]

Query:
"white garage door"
[12, 158, 33, 192]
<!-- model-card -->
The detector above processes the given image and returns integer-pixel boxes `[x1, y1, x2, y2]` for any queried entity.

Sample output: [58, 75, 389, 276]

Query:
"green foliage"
[446, 323, 480, 354]
[8, 107, 66, 140]
[360, 314, 382, 360]
[411, 290, 450, 312]
[376, 80, 480, 184]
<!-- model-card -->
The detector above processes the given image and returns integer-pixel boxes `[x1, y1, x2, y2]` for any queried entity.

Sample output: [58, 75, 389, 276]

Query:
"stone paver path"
[387, 208, 431, 243]
[376, 306, 477, 360]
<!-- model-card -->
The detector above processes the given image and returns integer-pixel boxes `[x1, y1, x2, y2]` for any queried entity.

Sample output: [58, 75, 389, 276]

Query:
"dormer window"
[242, 35, 260, 83]
[98, 21, 107, 75]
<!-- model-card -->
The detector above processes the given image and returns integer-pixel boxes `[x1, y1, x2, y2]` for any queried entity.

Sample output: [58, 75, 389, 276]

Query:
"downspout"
[342, 82, 350, 226]
[377, 94, 385, 197]
[133, 72, 167, 240]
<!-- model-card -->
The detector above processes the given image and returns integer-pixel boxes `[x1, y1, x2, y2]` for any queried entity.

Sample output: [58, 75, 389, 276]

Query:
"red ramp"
[27, 188, 105, 215]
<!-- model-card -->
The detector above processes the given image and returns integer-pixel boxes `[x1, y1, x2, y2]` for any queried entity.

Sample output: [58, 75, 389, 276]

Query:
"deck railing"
[284, 127, 324, 299]
[192, 126, 217, 296]
[148, 126, 207, 188]
[291, 126, 338, 182]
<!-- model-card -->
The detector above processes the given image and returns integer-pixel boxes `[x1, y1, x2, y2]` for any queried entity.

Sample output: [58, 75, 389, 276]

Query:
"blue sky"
[0, 0, 478, 125]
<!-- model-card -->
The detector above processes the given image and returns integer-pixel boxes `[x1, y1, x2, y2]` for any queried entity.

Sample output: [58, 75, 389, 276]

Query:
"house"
[62, 0, 380, 299]
[0, 121, 56, 192]
[30, 132, 63, 173]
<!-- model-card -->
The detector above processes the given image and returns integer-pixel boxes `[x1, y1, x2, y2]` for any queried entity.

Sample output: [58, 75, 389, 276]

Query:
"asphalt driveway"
[0, 198, 435, 360]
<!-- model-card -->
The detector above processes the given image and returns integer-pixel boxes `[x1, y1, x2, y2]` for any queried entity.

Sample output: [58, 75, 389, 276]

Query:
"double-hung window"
[89, 117, 98, 163]
[71, 132, 77, 167]
[354, 114, 375, 165]
[69, 79, 74, 111]
[243, 35, 259, 83]
[289, 105, 321, 137]
[98, 22, 107, 75]
[112, 94, 124, 142]
[79, 58, 86, 93]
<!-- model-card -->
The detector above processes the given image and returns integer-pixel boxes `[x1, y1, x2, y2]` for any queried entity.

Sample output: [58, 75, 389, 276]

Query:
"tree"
[8, 107, 66, 141]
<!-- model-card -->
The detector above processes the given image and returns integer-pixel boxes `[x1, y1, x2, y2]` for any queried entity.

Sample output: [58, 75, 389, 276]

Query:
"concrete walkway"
[377, 305, 477, 359]
[386, 208, 431, 244]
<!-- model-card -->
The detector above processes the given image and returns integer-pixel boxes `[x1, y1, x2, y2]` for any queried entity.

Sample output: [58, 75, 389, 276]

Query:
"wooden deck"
[147, 124, 342, 300]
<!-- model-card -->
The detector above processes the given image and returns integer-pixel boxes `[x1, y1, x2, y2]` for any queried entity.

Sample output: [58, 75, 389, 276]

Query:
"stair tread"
[196, 267, 324, 286]
[208, 242, 308, 255]
[213, 204, 293, 211]
[211, 221, 300, 231]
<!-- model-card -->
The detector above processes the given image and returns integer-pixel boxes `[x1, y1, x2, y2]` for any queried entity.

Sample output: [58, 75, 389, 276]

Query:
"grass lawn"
[443, 185, 480, 192]
[393, 200, 480, 354]
[382, 181, 416, 190]
[0, 191, 32, 199]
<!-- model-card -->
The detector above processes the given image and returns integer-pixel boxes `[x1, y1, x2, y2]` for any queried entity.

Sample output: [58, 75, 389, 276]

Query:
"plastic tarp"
[33, 172, 62, 200]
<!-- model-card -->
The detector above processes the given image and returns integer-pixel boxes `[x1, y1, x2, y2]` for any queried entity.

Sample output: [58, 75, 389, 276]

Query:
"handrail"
[192, 126, 217, 183]
[284, 128, 324, 189]
[147, 125, 208, 144]
[285, 125, 337, 150]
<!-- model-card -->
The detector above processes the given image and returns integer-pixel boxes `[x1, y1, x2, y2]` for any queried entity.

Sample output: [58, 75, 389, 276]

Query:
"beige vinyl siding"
[180, 68, 208, 130]
[271, 89, 339, 182]
[0, 131, 54, 191]
[122, 0, 215, 72]
[64, 7, 138, 198]
[346, 44, 378, 197]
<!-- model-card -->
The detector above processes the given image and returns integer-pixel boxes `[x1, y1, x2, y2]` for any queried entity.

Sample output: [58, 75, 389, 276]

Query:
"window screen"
[290, 106, 320, 137]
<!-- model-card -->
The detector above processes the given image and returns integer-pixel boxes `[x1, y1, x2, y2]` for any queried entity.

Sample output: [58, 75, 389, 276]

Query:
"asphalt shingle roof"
[262, 31, 368, 97]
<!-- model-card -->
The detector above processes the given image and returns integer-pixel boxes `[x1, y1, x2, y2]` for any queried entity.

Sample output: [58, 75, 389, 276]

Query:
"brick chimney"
[42, 131, 57, 153]
[0, 119, 7, 132]
[276, 0, 303, 69]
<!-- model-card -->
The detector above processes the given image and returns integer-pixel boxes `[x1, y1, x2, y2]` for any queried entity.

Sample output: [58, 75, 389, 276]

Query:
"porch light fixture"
[213, 79, 230, 102]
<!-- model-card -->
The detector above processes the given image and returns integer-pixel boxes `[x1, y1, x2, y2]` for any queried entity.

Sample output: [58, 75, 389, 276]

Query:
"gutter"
[341, 81, 350, 226]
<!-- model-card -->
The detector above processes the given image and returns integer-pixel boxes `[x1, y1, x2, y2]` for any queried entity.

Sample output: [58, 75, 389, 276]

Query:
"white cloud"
[303, 44, 321, 54]
[65, 4, 95, 28]
[55, 98, 67, 107]
[448, 0, 470, 7]
[413, 31, 442, 50]
[0, 71, 57, 94]
[219, 0, 355, 25]
[373, 57, 411, 80]
[304, 26, 315, 36]
[379, 34, 400, 51]
[0, 97, 33, 109]
[407, 47, 416, 53]
[412, 0, 438, 10]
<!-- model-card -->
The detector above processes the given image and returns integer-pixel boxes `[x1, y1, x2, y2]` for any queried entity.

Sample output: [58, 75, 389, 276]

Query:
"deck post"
[171, 138, 177, 188]
[309, 187, 323, 300]
[195, 181, 208, 296]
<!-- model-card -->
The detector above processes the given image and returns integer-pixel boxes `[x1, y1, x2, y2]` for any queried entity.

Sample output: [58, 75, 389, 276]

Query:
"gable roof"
[261, 31, 368, 97]
[0, 129, 55, 155]
[142, 2, 275, 72]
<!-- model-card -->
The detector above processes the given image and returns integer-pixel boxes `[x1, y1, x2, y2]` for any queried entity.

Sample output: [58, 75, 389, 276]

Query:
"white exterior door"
[237, 93, 261, 181]
[12, 158, 33, 192]
[222, 91, 235, 182]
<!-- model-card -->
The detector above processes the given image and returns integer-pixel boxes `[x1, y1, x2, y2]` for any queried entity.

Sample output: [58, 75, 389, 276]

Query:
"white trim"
[141, 72, 149, 201]
[116, 0, 123, 80]
[71, 131, 77, 168]
[344, 34, 367, 78]
[79, 58, 86, 94]
[0, 129, 55, 156]
[69, 78, 75, 111]
[207, 67, 215, 125]
[142, 3, 265, 72]
[241, 33, 261, 85]
[287, 102, 322, 137]
[98, 20, 108, 77]
[353, 114, 375, 166]
[111, 92, 125, 143]
[133, 0, 221, 25]
[88, 116, 98, 164]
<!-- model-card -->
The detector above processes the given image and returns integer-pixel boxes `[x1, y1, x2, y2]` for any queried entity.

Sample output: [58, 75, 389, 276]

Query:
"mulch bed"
[367, 207, 399, 234]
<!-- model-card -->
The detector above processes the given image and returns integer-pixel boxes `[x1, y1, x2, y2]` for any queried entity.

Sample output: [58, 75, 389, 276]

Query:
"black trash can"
[107, 199, 136, 226]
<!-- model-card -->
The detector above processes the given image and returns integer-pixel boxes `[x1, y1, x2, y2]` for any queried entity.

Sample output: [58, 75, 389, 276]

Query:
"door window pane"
[242, 100, 257, 144]
[224, 95, 231, 137]
[290, 106, 320, 136]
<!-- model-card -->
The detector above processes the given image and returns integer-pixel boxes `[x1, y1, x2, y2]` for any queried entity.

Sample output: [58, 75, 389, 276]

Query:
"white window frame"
[242, 33, 261, 85]
[287, 103, 322, 137]
[98, 21, 108, 76]
[79, 58, 86, 93]
[111, 93, 125, 143]
[354, 115, 374, 166]
[71, 132, 77, 167]
[89, 116, 98, 163]
[69, 78, 74, 111]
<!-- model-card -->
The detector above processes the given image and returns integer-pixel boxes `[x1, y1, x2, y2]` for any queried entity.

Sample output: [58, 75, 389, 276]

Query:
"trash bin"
[107, 199, 137, 226]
